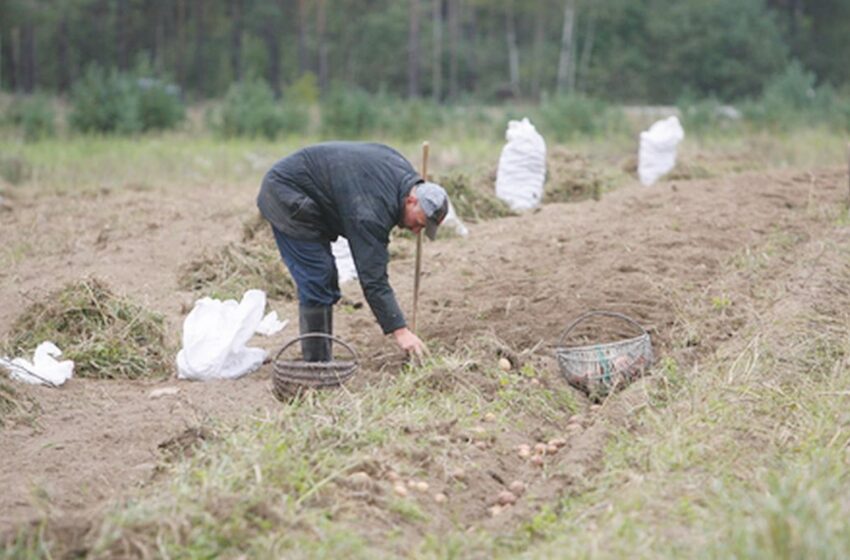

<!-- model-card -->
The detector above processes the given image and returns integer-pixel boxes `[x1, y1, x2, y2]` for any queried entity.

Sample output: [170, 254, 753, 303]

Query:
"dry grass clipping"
[435, 172, 513, 222]
[4, 278, 170, 379]
[0, 379, 36, 426]
[544, 147, 615, 203]
[178, 214, 296, 301]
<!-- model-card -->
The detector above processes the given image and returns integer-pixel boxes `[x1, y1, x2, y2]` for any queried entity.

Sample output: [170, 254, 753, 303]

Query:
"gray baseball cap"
[417, 182, 449, 240]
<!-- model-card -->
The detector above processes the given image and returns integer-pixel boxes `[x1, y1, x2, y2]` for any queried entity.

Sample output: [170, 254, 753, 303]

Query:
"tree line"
[1, 0, 848, 104]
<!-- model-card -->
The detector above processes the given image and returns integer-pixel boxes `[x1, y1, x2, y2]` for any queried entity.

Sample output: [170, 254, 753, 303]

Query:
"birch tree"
[556, 0, 575, 95]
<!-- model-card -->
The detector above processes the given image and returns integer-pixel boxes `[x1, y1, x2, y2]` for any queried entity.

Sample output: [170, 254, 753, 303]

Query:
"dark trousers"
[271, 226, 341, 307]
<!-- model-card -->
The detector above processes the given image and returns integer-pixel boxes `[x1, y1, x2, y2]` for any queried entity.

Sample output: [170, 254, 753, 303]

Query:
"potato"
[508, 480, 526, 495]
[518, 447, 531, 459]
[415, 481, 430, 492]
[393, 483, 409, 497]
[498, 357, 512, 371]
[449, 467, 467, 480]
[497, 490, 518, 506]
[548, 437, 567, 448]
[348, 471, 372, 488]
[484, 412, 497, 422]
[434, 492, 448, 504]
[613, 355, 632, 374]
[546, 444, 559, 454]
[489, 505, 504, 517]
[534, 443, 548, 455]
[530, 455, 545, 467]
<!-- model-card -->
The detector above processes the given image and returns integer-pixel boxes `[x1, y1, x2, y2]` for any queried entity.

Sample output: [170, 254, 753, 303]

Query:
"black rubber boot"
[299, 304, 333, 362]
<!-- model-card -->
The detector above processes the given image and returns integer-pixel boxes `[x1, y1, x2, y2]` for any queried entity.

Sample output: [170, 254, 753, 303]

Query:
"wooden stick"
[412, 141, 429, 332]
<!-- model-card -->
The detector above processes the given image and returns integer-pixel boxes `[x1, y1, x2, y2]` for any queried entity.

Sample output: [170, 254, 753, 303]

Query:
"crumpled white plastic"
[332, 237, 358, 284]
[638, 116, 685, 186]
[176, 289, 269, 381]
[256, 311, 289, 336]
[442, 201, 469, 237]
[495, 117, 547, 211]
[1, 341, 75, 386]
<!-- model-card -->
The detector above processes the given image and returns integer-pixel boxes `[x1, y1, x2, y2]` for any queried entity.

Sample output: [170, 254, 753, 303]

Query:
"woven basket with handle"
[554, 311, 653, 401]
[272, 334, 359, 400]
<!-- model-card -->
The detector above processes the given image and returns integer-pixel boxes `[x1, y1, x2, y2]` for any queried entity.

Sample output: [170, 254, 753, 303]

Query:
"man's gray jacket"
[257, 142, 422, 334]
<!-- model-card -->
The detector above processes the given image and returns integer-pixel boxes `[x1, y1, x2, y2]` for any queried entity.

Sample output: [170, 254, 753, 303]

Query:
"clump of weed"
[544, 147, 613, 203]
[663, 158, 714, 181]
[435, 172, 513, 222]
[179, 215, 296, 301]
[0, 379, 37, 426]
[0, 155, 32, 185]
[4, 278, 170, 379]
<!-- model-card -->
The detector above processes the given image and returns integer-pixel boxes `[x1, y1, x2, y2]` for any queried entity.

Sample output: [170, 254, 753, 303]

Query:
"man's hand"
[393, 327, 428, 358]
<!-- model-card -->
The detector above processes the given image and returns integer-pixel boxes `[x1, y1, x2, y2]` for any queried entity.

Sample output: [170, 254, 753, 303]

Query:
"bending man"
[257, 142, 449, 362]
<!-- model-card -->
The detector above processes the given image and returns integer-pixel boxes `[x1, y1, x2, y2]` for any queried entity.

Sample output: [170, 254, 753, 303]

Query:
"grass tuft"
[0, 379, 38, 427]
[3, 278, 170, 379]
[178, 216, 296, 301]
[434, 172, 513, 222]
[545, 146, 623, 203]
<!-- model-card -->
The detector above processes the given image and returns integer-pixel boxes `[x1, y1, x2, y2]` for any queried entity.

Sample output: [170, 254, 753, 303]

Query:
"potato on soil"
[496, 490, 517, 506]
[449, 467, 466, 480]
[508, 480, 526, 495]
[548, 437, 567, 448]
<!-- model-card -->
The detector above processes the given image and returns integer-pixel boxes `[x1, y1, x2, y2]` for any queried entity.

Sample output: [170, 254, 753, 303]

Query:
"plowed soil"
[1, 165, 847, 541]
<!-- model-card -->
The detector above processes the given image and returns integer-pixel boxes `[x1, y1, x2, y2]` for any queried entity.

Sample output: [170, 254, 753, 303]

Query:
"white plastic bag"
[1, 341, 74, 386]
[256, 311, 288, 336]
[176, 290, 269, 381]
[332, 237, 358, 284]
[442, 201, 469, 237]
[638, 116, 685, 186]
[495, 117, 547, 211]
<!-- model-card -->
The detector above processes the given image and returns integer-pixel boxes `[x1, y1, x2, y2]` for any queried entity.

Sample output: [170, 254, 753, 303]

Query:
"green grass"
[3, 107, 850, 558]
[3, 278, 171, 380]
[80, 358, 500, 557]
[1, 114, 847, 198]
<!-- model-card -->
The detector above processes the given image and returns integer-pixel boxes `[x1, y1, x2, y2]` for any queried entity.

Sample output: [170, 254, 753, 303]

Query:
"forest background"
[1, 0, 850, 142]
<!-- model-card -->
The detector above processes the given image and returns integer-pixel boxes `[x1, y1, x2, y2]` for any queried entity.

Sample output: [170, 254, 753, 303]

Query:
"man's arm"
[347, 221, 426, 355]
[392, 327, 427, 357]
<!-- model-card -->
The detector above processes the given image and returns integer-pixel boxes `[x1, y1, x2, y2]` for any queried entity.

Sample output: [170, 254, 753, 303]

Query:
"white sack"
[442, 201, 469, 237]
[256, 311, 288, 336]
[638, 116, 685, 186]
[1, 341, 74, 386]
[495, 117, 547, 211]
[332, 237, 358, 284]
[176, 289, 268, 381]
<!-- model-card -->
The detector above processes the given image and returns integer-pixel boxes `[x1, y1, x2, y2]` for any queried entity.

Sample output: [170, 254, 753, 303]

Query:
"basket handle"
[557, 310, 648, 347]
[274, 333, 360, 363]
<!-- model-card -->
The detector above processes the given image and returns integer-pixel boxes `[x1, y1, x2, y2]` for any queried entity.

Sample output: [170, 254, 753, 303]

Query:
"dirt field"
[1, 162, 848, 554]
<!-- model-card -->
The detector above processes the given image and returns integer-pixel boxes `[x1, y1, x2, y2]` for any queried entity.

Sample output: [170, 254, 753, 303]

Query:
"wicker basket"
[272, 334, 359, 400]
[554, 311, 653, 401]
